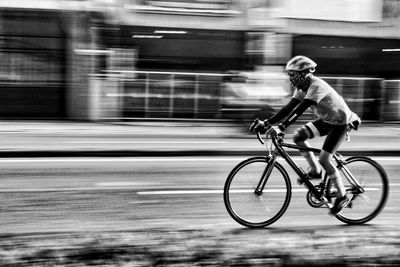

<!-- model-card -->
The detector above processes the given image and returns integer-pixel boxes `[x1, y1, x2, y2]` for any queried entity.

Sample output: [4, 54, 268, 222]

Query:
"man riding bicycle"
[249, 55, 361, 215]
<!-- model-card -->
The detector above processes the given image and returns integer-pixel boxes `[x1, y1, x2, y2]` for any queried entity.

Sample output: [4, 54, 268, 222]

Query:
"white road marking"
[0, 187, 127, 192]
[137, 189, 309, 195]
[64, 141, 226, 144]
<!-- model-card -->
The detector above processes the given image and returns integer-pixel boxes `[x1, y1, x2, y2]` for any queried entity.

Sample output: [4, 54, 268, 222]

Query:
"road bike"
[223, 130, 389, 228]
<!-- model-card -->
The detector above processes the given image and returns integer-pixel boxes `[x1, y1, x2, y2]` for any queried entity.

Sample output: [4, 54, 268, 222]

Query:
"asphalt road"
[0, 156, 399, 266]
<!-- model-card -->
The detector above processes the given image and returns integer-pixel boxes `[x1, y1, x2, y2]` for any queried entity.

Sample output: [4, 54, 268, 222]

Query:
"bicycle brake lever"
[256, 131, 265, 145]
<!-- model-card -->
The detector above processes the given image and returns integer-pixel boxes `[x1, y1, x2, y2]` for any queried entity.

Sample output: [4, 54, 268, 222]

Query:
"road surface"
[0, 156, 399, 265]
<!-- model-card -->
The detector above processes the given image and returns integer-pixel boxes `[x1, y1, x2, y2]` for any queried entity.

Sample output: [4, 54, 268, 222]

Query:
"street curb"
[0, 150, 398, 157]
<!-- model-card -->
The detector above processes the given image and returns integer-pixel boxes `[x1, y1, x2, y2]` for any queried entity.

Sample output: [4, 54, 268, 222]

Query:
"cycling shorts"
[303, 119, 347, 154]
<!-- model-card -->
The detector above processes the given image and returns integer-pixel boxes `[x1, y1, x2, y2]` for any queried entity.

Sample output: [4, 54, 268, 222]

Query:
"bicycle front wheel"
[224, 157, 291, 228]
[331, 156, 389, 224]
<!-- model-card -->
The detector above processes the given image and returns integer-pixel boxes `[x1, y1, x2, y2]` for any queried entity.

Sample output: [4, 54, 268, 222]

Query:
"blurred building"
[0, 0, 399, 121]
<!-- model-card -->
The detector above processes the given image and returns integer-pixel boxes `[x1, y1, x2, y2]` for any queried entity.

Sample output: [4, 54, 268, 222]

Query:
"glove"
[249, 119, 271, 134]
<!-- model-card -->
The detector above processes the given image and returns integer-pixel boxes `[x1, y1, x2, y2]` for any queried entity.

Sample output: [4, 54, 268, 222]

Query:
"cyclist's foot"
[297, 170, 322, 185]
[330, 194, 353, 215]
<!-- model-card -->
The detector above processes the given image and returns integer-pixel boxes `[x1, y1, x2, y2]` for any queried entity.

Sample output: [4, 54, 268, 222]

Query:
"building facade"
[0, 0, 399, 120]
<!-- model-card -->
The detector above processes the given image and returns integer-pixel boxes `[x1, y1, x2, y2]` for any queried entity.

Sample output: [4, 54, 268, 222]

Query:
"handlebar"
[250, 118, 285, 145]
[255, 130, 285, 146]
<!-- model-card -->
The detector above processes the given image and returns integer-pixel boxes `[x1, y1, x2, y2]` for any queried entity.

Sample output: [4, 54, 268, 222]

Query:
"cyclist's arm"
[279, 99, 316, 129]
[267, 98, 301, 124]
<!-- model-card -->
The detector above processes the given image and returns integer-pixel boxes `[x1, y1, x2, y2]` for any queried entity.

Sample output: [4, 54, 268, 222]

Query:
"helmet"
[285, 55, 317, 72]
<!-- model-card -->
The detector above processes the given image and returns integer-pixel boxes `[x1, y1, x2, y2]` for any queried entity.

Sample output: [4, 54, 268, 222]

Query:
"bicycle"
[223, 128, 389, 228]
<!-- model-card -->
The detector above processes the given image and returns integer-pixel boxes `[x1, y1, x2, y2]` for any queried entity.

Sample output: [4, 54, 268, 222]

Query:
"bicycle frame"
[255, 131, 362, 204]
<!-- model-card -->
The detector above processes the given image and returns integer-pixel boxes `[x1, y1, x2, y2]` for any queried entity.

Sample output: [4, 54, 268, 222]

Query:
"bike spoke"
[258, 195, 271, 213]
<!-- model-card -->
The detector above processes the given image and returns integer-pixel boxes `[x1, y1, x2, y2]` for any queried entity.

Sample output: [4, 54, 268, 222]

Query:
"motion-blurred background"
[1, 3, 400, 265]
[0, 0, 399, 123]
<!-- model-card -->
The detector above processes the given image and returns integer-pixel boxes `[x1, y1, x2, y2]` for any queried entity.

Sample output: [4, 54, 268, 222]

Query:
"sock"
[329, 172, 346, 198]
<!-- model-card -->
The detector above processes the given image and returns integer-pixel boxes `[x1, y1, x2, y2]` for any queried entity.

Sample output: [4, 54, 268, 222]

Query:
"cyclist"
[249, 55, 361, 215]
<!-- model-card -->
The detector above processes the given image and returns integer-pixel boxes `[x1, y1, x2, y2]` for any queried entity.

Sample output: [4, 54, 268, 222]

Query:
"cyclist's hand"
[249, 119, 270, 134]
[248, 118, 264, 133]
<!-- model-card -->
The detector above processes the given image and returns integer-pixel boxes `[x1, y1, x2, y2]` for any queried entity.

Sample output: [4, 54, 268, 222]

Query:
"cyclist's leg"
[292, 119, 325, 175]
[319, 124, 347, 197]
[319, 124, 354, 214]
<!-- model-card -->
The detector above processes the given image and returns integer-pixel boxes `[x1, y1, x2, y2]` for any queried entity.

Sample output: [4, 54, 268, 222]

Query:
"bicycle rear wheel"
[224, 157, 291, 228]
[329, 156, 389, 224]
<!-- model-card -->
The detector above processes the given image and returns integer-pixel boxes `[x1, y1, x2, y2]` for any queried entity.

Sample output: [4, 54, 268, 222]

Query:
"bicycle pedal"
[321, 197, 333, 209]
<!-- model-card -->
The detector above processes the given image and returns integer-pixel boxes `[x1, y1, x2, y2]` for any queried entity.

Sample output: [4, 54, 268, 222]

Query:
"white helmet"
[286, 55, 317, 72]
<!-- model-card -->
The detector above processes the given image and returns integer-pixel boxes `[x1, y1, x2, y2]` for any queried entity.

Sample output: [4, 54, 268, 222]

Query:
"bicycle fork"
[254, 156, 276, 196]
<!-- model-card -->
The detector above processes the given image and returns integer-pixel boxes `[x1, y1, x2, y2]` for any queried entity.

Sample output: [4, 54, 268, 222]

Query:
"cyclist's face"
[287, 71, 301, 86]
[287, 70, 310, 89]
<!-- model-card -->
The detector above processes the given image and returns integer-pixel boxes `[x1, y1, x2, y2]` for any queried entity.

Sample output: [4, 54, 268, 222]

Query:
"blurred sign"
[0, 0, 120, 11]
[0, 0, 87, 10]
[282, 0, 383, 22]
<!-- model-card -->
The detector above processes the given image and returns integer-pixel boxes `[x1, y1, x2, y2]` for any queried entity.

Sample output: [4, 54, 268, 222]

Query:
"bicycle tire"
[329, 156, 389, 225]
[223, 157, 291, 228]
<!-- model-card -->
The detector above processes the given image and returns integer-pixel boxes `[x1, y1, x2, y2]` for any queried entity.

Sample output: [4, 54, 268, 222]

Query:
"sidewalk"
[0, 120, 399, 157]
